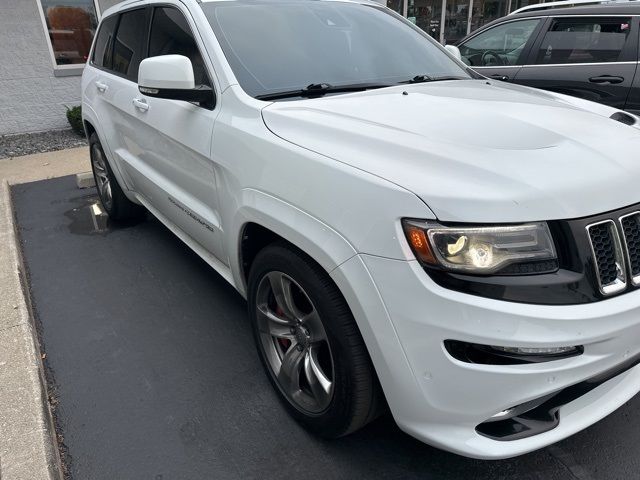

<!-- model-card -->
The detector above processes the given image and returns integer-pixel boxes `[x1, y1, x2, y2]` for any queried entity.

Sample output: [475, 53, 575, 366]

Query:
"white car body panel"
[355, 253, 640, 458]
[211, 86, 435, 282]
[82, 0, 640, 459]
[263, 80, 640, 223]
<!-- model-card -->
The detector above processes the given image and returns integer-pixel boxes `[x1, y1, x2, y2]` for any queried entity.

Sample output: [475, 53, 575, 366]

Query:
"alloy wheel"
[256, 271, 335, 413]
[91, 144, 113, 210]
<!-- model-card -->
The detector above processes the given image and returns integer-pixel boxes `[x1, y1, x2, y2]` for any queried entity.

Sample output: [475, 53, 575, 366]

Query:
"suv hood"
[262, 80, 640, 223]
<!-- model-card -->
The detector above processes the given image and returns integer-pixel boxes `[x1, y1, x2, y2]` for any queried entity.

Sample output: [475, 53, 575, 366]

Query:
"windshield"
[201, 0, 471, 99]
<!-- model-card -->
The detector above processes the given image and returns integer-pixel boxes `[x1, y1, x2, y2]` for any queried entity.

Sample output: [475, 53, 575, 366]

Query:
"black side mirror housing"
[138, 84, 216, 110]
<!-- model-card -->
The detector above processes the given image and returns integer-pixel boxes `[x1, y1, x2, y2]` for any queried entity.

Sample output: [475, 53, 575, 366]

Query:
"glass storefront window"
[397, 0, 544, 44]
[38, 0, 99, 68]
[470, 0, 509, 33]
[408, 0, 443, 41]
[511, 0, 538, 12]
[443, 0, 470, 44]
[387, 0, 404, 15]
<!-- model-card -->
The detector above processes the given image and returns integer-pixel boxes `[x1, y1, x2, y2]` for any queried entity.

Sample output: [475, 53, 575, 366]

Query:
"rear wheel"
[248, 242, 383, 437]
[89, 132, 145, 221]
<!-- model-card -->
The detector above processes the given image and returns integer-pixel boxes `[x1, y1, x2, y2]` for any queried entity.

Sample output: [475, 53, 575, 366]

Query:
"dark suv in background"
[454, 3, 640, 114]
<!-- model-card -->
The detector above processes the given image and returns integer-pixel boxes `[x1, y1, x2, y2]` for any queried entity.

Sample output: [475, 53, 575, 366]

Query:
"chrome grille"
[586, 220, 626, 295]
[620, 211, 640, 285]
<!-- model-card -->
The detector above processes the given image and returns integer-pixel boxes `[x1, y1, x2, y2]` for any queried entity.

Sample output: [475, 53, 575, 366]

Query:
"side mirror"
[444, 45, 462, 61]
[138, 54, 215, 109]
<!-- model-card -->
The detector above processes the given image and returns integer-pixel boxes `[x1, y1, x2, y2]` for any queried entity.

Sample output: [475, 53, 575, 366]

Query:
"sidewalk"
[0, 146, 89, 185]
[0, 147, 90, 480]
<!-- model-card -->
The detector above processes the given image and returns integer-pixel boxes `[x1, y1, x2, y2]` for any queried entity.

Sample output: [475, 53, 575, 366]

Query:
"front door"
[514, 16, 638, 110]
[131, 4, 223, 260]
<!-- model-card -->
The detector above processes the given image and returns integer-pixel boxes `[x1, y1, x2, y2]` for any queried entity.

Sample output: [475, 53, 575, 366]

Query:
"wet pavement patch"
[62, 192, 134, 236]
[12, 175, 640, 479]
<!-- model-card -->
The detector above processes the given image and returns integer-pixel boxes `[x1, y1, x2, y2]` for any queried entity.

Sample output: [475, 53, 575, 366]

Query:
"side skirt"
[135, 193, 238, 292]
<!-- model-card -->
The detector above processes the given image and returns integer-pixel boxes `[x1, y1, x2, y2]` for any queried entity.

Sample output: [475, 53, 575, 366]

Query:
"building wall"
[0, 0, 118, 136]
[0, 0, 81, 135]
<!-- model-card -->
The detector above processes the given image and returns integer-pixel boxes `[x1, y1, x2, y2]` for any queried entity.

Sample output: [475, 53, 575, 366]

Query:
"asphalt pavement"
[12, 175, 640, 480]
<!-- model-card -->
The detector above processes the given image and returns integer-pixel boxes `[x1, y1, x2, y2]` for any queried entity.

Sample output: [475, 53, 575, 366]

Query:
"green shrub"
[66, 105, 85, 137]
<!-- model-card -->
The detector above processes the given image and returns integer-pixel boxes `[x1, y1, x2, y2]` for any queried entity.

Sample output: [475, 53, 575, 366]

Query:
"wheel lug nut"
[296, 344, 304, 351]
[290, 327, 296, 334]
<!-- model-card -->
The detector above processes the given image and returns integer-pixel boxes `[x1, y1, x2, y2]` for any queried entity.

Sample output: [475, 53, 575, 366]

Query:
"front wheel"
[248, 242, 383, 438]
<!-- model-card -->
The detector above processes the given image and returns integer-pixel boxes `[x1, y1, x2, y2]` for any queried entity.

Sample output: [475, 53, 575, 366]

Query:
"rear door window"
[535, 17, 632, 64]
[111, 8, 148, 81]
[92, 14, 118, 70]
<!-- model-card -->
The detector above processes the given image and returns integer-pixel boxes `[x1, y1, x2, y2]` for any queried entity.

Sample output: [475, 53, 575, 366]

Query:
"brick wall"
[0, 0, 119, 135]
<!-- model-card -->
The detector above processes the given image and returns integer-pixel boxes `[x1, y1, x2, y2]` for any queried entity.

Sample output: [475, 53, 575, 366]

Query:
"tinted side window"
[459, 19, 540, 66]
[112, 8, 148, 81]
[92, 15, 118, 69]
[535, 17, 631, 65]
[148, 7, 211, 87]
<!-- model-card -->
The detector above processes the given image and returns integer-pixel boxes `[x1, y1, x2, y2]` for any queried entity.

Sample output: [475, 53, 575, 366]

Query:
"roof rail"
[509, 0, 626, 15]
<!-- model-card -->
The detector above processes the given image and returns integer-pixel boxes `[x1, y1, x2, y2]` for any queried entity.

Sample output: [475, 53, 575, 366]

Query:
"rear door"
[457, 17, 544, 82]
[104, 6, 152, 190]
[514, 15, 638, 109]
[84, 14, 128, 181]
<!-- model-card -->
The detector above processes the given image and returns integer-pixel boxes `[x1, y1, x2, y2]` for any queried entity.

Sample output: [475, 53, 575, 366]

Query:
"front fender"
[229, 188, 357, 296]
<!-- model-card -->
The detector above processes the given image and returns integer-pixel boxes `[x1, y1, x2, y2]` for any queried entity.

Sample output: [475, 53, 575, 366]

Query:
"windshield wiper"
[255, 82, 392, 101]
[399, 75, 467, 84]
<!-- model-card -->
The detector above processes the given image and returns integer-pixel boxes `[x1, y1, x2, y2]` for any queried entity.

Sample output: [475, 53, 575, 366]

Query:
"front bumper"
[330, 254, 640, 459]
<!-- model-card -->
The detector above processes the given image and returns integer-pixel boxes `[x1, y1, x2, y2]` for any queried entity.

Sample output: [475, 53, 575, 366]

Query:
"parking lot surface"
[12, 176, 640, 479]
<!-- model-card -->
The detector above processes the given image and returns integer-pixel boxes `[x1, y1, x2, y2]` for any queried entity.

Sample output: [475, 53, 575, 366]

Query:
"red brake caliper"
[275, 306, 292, 351]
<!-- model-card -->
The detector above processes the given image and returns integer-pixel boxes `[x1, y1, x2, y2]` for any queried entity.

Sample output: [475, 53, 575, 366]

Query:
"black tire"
[89, 132, 145, 221]
[248, 241, 384, 438]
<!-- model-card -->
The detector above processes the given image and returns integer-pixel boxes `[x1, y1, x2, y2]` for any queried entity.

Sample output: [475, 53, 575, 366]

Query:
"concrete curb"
[76, 172, 95, 189]
[0, 180, 63, 480]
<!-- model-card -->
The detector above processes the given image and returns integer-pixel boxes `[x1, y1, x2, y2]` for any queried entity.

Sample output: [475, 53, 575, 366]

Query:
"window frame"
[108, 6, 152, 82]
[88, 2, 218, 104]
[147, 4, 216, 87]
[88, 6, 151, 79]
[35, 0, 102, 77]
[90, 13, 118, 71]
[144, 3, 219, 104]
[457, 16, 546, 68]
[524, 14, 639, 66]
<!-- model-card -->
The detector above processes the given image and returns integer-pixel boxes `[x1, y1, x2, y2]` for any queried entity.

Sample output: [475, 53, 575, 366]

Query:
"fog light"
[491, 346, 578, 355]
[444, 340, 583, 365]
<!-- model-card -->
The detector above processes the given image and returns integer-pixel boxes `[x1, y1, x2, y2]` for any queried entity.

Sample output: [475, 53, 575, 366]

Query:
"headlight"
[402, 220, 557, 275]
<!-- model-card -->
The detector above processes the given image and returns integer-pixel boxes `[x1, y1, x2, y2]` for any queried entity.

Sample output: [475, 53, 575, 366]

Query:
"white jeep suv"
[82, 0, 640, 459]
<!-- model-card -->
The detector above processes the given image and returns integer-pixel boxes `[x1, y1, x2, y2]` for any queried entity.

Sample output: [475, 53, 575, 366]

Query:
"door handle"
[95, 81, 108, 92]
[489, 74, 509, 81]
[589, 75, 624, 84]
[132, 98, 149, 112]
